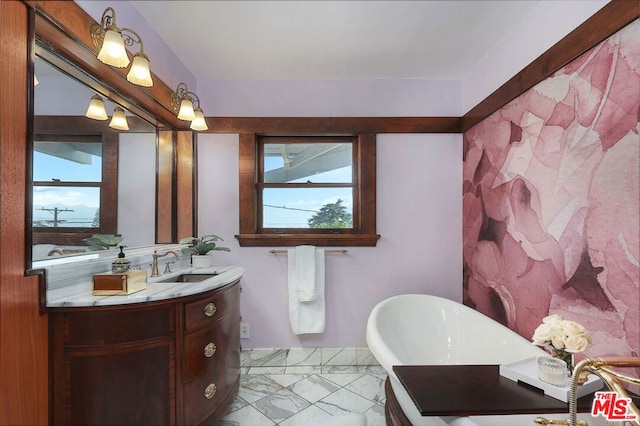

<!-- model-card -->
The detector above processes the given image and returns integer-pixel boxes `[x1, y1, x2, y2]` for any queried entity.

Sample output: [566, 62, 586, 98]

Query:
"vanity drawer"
[183, 280, 240, 332]
[183, 367, 225, 426]
[184, 310, 240, 381]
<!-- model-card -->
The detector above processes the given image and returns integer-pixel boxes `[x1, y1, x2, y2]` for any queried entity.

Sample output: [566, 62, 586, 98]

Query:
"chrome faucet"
[151, 249, 179, 277]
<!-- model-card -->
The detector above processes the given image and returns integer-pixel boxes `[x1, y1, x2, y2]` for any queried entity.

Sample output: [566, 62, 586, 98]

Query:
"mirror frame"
[26, 1, 197, 270]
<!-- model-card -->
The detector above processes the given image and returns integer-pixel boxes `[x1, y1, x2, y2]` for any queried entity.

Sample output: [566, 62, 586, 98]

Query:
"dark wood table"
[393, 365, 595, 417]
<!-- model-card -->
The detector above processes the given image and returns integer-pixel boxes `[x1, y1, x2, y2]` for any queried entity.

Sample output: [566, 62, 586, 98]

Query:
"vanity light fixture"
[190, 108, 209, 131]
[90, 7, 154, 87]
[85, 95, 109, 121]
[109, 106, 130, 130]
[171, 82, 209, 131]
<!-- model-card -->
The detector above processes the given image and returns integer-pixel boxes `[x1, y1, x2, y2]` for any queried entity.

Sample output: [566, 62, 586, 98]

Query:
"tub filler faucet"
[151, 249, 179, 277]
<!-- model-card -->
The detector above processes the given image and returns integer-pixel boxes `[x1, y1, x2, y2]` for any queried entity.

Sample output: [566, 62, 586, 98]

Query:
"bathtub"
[366, 294, 604, 426]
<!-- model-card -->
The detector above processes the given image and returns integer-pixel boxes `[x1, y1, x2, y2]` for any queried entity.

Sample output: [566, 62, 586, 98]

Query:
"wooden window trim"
[236, 133, 379, 247]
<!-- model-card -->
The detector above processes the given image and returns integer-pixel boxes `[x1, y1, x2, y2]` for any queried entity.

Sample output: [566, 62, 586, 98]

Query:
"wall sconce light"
[34, 74, 39, 86]
[190, 108, 208, 131]
[109, 106, 130, 130]
[85, 95, 109, 121]
[90, 7, 153, 87]
[171, 82, 208, 131]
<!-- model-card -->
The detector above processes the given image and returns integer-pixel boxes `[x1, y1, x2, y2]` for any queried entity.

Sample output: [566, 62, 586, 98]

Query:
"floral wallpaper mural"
[463, 20, 639, 364]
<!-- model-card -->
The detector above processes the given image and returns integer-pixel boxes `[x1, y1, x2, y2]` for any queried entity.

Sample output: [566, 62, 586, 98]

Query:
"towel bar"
[269, 249, 348, 255]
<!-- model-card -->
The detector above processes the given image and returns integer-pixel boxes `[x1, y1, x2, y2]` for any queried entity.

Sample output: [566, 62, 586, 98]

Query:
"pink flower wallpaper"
[463, 21, 639, 362]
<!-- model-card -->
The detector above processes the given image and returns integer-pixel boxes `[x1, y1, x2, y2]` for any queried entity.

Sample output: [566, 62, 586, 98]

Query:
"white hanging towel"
[288, 245, 325, 334]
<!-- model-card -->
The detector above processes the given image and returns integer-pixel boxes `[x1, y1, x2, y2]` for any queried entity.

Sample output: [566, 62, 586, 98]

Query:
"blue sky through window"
[263, 155, 353, 228]
[32, 150, 101, 226]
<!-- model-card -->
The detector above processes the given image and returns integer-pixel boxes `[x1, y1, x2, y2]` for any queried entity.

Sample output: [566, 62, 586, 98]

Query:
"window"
[236, 133, 379, 247]
[32, 132, 118, 246]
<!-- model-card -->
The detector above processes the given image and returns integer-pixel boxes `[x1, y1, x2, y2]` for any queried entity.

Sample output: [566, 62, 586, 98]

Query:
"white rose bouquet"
[532, 314, 592, 372]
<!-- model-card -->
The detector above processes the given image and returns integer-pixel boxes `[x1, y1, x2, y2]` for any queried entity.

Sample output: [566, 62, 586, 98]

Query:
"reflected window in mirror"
[32, 132, 118, 247]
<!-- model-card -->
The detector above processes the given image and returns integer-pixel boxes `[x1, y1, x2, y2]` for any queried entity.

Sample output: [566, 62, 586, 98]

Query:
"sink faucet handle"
[164, 261, 175, 274]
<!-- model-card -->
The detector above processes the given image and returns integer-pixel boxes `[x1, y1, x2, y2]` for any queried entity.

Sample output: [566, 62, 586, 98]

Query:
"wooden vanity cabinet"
[49, 280, 241, 425]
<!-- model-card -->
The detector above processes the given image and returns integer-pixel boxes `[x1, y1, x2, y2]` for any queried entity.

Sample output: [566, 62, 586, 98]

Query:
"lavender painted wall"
[463, 20, 639, 361]
[198, 78, 461, 117]
[462, 0, 611, 113]
[197, 133, 462, 348]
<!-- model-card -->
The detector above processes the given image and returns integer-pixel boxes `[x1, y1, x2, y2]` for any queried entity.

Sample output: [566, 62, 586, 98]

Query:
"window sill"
[235, 234, 380, 247]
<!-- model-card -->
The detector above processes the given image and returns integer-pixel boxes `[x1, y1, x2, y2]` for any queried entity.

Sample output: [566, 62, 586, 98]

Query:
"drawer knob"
[203, 302, 217, 317]
[204, 342, 217, 358]
[204, 383, 217, 399]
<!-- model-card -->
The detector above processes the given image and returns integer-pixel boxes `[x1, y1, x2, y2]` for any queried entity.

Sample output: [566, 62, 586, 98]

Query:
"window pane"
[33, 141, 102, 182]
[32, 186, 100, 228]
[263, 188, 353, 229]
[264, 143, 352, 183]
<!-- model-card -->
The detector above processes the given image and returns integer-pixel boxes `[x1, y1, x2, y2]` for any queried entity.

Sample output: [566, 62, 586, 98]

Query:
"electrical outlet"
[240, 323, 250, 339]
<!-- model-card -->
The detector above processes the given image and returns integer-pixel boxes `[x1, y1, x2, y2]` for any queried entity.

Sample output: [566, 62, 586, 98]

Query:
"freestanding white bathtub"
[366, 294, 604, 426]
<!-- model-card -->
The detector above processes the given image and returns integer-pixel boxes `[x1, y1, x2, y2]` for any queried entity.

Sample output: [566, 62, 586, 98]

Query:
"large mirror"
[30, 49, 161, 266]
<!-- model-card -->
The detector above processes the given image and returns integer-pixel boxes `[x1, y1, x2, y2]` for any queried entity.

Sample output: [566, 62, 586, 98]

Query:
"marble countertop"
[46, 265, 244, 308]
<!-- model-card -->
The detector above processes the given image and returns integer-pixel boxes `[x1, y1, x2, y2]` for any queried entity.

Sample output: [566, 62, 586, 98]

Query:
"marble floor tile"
[287, 374, 340, 404]
[356, 347, 379, 366]
[345, 374, 385, 404]
[284, 365, 322, 375]
[318, 373, 363, 387]
[322, 365, 359, 374]
[278, 405, 334, 426]
[250, 349, 289, 367]
[286, 347, 322, 366]
[238, 375, 284, 404]
[357, 365, 387, 375]
[266, 373, 309, 388]
[364, 403, 387, 426]
[222, 404, 276, 426]
[321, 347, 357, 366]
[315, 388, 376, 416]
[223, 350, 388, 426]
[252, 388, 311, 423]
[225, 395, 249, 414]
[248, 366, 287, 375]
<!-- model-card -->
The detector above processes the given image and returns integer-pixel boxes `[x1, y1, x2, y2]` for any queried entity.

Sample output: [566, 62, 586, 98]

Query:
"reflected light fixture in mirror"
[90, 7, 153, 87]
[109, 107, 129, 130]
[190, 108, 208, 131]
[85, 95, 108, 121]
[171, 82, 208, 131]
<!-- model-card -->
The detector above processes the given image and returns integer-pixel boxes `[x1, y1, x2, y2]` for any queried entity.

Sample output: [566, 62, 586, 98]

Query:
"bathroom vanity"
[47, 264, 243, 425]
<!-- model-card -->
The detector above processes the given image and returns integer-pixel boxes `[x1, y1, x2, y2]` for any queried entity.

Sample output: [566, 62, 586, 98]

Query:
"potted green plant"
[179, 234, 230, 268]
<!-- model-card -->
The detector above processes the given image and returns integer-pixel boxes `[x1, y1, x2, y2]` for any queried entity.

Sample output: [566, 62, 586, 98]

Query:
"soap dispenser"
[112, 246, 131, 273]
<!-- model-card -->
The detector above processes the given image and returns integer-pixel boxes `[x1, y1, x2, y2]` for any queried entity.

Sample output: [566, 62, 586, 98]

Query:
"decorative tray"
[499, 357, 603, 402]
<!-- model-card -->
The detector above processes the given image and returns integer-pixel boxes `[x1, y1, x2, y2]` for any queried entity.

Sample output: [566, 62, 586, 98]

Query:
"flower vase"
[191, 254, 212, 268]
[555, 349, 574, 376]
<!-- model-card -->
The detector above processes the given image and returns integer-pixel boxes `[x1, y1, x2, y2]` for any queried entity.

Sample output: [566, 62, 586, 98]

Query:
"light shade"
[34, 74, 39, 86]
[190, 108, 208, 131]
[177, 98, 196, 121]
[85, 95, 108, 121]
[109, 107, 129, 130]
[97, 27, 130, 68]
[127, 53, 153, 87]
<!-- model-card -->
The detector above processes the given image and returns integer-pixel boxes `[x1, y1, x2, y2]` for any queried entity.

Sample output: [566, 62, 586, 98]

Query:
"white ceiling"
[131, 1, 540, 81]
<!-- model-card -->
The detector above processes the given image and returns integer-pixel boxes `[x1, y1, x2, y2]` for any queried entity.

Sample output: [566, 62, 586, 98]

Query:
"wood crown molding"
[24, 0, 638, 134]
